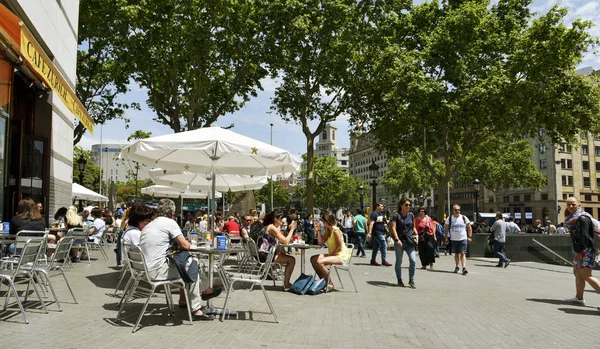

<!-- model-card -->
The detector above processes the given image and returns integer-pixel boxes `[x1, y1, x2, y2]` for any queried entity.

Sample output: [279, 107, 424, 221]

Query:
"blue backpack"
[435, 222, 444, 238]
[288, 273, 314, 295]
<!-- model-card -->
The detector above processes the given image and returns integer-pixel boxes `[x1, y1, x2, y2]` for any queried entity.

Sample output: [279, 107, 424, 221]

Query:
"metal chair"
[116, 244, 193, 333]
[326, 243, 358, 293]
[221, 245, 278, 322]
[113, 237, 131, 296]
[85, 228, 110, 262]
[70, 228, 92, 264]
[0, 230, 48, 268]
[31, 236, 77, 310]
[0, 239, 47, 324]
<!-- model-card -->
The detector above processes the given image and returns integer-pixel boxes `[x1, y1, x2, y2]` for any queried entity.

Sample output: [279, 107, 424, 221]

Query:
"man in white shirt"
[342, 210, 354, 243]
[506, 217, 520, 235]
[444, 204, 472, 275]
[139, 199, 220, 321]
[122, 204, 155, 246]
[545, 220, 557, 235]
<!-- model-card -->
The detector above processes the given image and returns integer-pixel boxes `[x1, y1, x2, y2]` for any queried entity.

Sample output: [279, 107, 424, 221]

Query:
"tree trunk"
[305, 137, 315, 218]
[436, 180, 447, 221]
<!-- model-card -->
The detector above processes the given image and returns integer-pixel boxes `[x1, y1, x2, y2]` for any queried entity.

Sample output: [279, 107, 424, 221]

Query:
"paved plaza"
[2, 246, 600, 349]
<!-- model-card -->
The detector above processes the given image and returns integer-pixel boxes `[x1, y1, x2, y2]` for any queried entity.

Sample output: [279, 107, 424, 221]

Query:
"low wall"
[469, 234, 574, 266]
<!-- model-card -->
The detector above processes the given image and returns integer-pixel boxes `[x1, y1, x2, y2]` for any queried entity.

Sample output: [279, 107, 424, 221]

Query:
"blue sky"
[77, 0, 600, 156]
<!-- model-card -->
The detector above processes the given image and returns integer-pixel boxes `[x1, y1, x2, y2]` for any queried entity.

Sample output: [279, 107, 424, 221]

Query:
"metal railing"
[531, 238, 573, 266]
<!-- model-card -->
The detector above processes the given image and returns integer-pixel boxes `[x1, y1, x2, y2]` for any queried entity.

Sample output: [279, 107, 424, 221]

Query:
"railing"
[531, 238, 573, 266]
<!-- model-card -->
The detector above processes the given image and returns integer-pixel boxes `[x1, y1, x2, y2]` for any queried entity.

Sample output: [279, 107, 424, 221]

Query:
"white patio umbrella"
[72, 183, 108, 202]
[121, 126, 300, 224]
[149, 168, 268, 192]
[141, 185, 222, 199]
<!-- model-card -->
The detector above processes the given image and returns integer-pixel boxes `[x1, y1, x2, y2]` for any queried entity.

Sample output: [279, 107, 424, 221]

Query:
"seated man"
[123, 204, 156, 246]
[222, 215, 241, 242]
[139, 199, 220, 321]
[240, 215, 252, 242]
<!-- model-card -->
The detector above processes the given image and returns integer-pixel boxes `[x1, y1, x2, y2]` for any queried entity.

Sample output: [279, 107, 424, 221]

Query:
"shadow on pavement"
[87, 271, 122, 289]
[473, 263, 503, 268]
[526, 298, 581, 306]
[427, 269, 458, 274]
[366, 280, 397, 288]
[558, 307, 600, 316]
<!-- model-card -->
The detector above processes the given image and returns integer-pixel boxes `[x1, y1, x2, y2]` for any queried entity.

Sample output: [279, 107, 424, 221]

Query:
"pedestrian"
[390, 198, 417, 288]
[489, 212, 511, 267]
[444, 204, 472, 275]
[342, 210, 354, 244]
[353, 209, 367, 257]
[431, 216, 444, 257]
[367, 202, 392, 266]
[545, 220, 557, 235]
[563, 197, 600, 306]
[506, 217, 520, 235]
[303, 214, 314, 245]
[415, 207, 436, 270]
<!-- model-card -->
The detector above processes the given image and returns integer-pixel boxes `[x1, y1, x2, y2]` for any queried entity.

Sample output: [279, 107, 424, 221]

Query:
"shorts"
[574, 247, 596, 269]
[451, 240, 468, 254]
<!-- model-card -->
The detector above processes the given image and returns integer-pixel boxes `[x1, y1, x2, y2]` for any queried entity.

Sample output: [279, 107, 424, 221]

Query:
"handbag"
[287, 273, 314, 295]
[167, 249, 198, 283]
[397, 213, 416, 245]
[306, 276, 327, 295]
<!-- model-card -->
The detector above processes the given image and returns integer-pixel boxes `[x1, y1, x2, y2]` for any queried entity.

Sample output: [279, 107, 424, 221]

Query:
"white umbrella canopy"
[149, 168, 268, 192]
[141, 185, 222, 199]
[120, 126, 301, 176]
[72, 183, 108, 202]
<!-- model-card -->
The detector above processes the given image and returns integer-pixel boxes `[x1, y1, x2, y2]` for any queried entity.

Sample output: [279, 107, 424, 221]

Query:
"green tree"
[124, 0, 267, 132]
[382, 154, 439, 200]
[254, 179, 289, 210]
[263, 0, 367, 218]
[460, 138, 546, 199]
[75, 0, 138, 145]
[72, 146, 101, 192]
[350, 0, 600, 219]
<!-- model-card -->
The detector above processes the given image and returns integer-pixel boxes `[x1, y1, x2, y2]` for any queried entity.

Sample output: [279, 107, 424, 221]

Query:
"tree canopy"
[254, 179, 290, 210]
[350, 0, 600, 218]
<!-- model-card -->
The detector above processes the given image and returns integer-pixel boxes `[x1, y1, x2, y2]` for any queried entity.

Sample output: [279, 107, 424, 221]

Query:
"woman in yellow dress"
[310, 211, 351, 291]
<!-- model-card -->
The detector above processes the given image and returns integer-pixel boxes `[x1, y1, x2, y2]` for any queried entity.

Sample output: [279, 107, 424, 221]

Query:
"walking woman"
[415, 207, 436, 269]
[563, 197, 600, 306]
[310, 211, 351, 291]
[391, 198, 418, 288]
[258, 211, 297, 291]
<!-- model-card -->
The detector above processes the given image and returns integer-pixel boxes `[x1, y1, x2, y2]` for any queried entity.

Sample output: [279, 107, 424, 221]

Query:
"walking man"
[489, 212, 510, 267]
[342, 210, 354, 244]
[353, 209, 367, 257]
[444, 204, 472, 275]
[368, 202, 392, 266]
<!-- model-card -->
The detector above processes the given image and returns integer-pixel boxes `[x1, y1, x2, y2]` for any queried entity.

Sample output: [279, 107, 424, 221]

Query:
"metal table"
[280, 243, 324, 274]
[189, 246, 247, 315]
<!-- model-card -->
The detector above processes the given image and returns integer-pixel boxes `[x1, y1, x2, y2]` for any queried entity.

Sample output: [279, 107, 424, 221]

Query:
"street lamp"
[359, 185, 364, 213]
[369, 160, 380, 211]
[77, 155, 87, 212]
[270, 123, 274, 212]
[473, 178, 481, 222]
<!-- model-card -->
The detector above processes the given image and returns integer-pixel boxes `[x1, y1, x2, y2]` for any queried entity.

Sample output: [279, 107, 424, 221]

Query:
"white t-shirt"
[445, 214, 471, 241]
[91, 218, 106, 243]
[123, 226, 141, 246]
[139, 216, 182, 272]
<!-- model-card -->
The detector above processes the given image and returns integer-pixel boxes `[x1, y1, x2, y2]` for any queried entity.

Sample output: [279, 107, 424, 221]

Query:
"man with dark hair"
[139, 199, 220, 321]
[489, 212, 510, 267]
[123, 204, 156, 246]
[368, 203, 392, 266]
[354, 209, 367, 257]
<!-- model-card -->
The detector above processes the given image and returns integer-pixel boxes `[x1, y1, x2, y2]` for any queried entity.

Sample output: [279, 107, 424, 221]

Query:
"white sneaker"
[565, 297, 585, 306]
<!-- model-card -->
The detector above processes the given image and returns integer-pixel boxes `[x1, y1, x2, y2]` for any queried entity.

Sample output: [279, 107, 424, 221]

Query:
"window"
[524, 194, 531, 201]
[562, 176, 573, 186]
[488, 197, 494, 203]
[584, 177, 591, 187]
[560, 159, 572, 169]
[539, 159, 547, 169]
[582, 145, 588, 155]
[503, 196, 509, 203]
[596, 162, 600, 171]
[539, 144, 546, 154]
[596, 146, 600, 156]
[583, 161, 589, 170]
[597, 178, 600, 187]
[333, 131, 335, 140]
[538, 129, 545, 137]
[560, 143, 572, 153]
[341, 160, 347, 165]
[513, 195, 520, 202]
[585, 194, 592, 201]
[541, 193, 548, 200]
[322, 131, 327, 140]
[563, 193, 568, 200]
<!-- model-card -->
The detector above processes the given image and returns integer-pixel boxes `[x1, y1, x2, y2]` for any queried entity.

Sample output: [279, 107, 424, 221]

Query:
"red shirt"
[222, 220, 240, 236]
[415, 216, 434, 235]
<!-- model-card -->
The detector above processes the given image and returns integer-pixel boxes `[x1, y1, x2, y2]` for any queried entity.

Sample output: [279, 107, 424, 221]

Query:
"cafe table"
[280, 243, 324, 274]
[189, 245, 247, 315]
[0, 234, 16, 258]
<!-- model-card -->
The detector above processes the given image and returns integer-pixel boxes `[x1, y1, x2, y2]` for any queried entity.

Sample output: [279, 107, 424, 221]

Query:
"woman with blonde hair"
[310, 211, 351, 291]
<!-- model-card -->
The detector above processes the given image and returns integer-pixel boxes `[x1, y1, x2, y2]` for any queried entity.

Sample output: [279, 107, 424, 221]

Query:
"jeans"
[355, 232, 366, 256]
[395, 242, 416, 281]
[344, 228, 353, 244]
[371, 234, 387, 263]
[492, 241, 509, 263]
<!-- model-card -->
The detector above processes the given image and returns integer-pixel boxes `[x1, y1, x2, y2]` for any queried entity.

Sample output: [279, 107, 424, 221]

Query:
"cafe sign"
[20, 26, 94, 135]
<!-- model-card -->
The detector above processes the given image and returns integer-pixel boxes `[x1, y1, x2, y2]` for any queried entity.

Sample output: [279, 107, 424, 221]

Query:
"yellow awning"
[0, 4, 94, 135]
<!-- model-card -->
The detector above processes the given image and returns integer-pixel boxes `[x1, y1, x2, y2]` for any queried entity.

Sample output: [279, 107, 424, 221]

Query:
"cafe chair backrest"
[49, 236, 74, 269]
[15, 230, 47, 256]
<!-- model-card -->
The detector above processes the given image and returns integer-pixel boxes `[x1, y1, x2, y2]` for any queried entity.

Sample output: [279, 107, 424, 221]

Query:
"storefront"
[0, 2, 93, 223]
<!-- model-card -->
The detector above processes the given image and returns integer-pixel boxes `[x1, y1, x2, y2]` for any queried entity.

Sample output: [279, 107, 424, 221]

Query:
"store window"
[0, 53, 13, 221]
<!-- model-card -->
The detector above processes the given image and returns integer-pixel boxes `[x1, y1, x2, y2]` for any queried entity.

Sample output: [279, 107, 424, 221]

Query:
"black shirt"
[9, 216, 46, 235]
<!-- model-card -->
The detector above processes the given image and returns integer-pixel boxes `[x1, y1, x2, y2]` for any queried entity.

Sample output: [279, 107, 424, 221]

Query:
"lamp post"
[359, 185, 364, 213]
[270, 123, 274, 212]
[473, 178, 481, 222]
[77, 155, 87, 212]
[369, 160, 380, 211]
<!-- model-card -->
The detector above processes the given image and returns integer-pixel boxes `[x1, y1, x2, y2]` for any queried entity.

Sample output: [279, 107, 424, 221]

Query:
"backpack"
[435, 222, 444, 238]
[581, 212, 600, 248]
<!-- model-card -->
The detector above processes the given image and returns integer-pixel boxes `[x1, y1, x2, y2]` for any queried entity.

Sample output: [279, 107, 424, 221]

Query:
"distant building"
[300, 123, 349, 186]
[91, 144, 149, 183]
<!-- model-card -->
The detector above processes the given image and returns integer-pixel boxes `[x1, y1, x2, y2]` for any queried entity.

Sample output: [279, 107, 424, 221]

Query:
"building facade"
[0, 1, 92, 223]
[91, 143, 150, 184]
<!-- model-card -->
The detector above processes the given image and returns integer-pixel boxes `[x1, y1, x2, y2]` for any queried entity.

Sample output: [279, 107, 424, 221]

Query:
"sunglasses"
[404, 204, 411, 207]
[454, 209, 460, 212]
